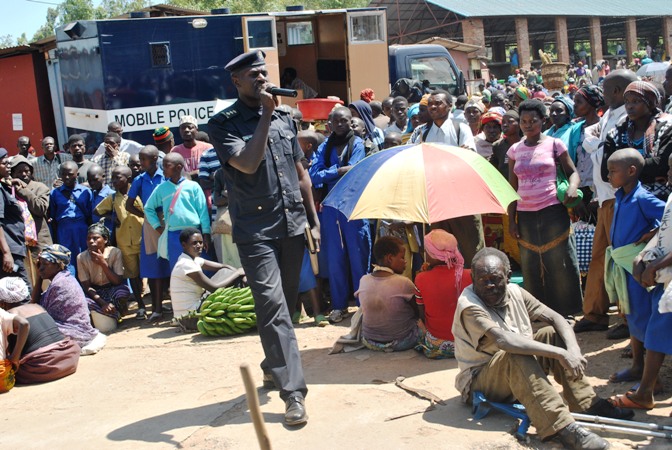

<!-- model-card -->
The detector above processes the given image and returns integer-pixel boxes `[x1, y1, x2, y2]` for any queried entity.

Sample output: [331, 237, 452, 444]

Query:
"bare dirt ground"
[3, 308, 672, 450]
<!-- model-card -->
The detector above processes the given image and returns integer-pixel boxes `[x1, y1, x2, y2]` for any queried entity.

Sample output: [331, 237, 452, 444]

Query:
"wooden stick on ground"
[240, 363, 272, 450]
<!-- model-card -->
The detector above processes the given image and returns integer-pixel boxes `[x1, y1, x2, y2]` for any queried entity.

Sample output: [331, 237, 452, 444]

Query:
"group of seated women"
[354, 229, 470, 358]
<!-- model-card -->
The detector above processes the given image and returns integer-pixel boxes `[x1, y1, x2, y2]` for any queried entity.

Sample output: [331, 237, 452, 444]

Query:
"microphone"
[266, 87, 298, 98]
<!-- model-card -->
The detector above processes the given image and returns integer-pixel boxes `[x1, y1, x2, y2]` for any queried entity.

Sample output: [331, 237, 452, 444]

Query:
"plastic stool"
[472, 391, 531, 441]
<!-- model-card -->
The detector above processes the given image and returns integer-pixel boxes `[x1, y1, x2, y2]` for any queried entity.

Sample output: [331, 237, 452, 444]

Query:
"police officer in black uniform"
[208, 50, 320, 426]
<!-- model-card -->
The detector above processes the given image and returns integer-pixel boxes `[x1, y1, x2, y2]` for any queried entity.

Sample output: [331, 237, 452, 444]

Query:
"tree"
[95, 0, 152, 19]
[33, 7, 59, 42]
[0, 35, 15, 49]
[17, 33, 28, 46]
[57, 0, 96, 25]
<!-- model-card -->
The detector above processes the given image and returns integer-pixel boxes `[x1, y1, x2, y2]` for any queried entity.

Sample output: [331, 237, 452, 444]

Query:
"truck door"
[345, 11, 389, 102]
[241, 16, 280, 86]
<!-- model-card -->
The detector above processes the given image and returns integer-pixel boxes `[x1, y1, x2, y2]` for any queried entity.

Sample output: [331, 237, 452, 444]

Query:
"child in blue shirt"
[605, 149, 664, 396]
[127, 145, 170, 321]
[144, 152, 211, 274]
[49, 161, 93, 275]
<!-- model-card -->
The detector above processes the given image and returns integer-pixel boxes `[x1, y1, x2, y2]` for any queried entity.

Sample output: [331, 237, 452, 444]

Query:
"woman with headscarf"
[77, 221, 132, 332]
[474, 111, 503, 160]
[0, 277, 79, 384]
[602, 80, 672, 201]
[0, 278, 29, 392]
[349, 100, 384, 150]
[544, 96, 583, 164]
[573, 85, 605, 213]
[464, 98, 485, 137]
[414, 230, 472, 359]
[513, 86, 530, 108]
[32, 244, 106, 355]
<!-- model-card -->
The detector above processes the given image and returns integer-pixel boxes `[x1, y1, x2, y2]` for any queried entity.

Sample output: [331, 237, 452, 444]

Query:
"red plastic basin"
[296, 98, 344, 121]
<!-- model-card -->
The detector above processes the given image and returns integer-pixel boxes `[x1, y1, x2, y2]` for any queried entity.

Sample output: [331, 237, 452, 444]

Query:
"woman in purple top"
[507, 100, 583, 317]
[31, 244, 103, 352]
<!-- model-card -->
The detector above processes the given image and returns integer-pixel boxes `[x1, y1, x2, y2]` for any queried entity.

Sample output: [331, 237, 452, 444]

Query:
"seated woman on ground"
[0, 277, 79, 384]
[77, 221, 133, 333]
[414, 230, 472, 359]
[171, 228, 244, 322]
[0, 283, 29, 392]
[31, 244, 106, 356]
[356, 236, 420, 352]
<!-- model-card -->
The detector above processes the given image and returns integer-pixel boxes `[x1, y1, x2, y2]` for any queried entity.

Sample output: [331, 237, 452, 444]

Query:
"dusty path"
[3, 311, 672, 449]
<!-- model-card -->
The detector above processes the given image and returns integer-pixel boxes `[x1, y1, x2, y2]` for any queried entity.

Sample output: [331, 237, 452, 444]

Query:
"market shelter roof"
[425, 0, 672, 18]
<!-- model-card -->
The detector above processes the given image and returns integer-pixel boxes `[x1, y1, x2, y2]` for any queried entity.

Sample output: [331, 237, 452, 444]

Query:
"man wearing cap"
[0, 148, 31, 291]
[9, 155, 52, 288]
[93, 122, 144, 158]
[208, 50, 320, 426]
[153, 126, 175, 154]
[170, 115, 213, 179]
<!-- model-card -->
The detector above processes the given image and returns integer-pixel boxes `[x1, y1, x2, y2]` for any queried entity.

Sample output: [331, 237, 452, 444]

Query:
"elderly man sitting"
[453, 248, 633, 450]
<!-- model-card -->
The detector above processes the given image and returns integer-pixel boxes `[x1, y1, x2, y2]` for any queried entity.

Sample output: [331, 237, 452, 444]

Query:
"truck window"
[348, 12, 385, 44]
[409, 56, 458, 95]
[246, 18, 276, 49]
[149, 42, 171, 67]
[287, 22, 314, 46]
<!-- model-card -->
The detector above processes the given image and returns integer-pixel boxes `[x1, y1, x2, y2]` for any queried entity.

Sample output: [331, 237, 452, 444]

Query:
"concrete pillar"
[625, 17, 638, 63]
[589, 17, 603, 62]
[555, 17, 569, 63]
[664, 17, 672, 61]
[462, 18, 486, 57]
[515, 17, 531, 69]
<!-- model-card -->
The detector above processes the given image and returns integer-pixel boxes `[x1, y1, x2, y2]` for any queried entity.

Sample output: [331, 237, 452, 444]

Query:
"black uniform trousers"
[237, 234, 307, 401]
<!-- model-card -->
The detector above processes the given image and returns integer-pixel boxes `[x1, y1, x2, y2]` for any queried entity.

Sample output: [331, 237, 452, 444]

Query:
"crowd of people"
[3, 48, 672, 447]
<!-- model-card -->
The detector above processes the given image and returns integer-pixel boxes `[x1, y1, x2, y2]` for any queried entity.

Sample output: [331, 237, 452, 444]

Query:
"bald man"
[93, 121, 144, 157]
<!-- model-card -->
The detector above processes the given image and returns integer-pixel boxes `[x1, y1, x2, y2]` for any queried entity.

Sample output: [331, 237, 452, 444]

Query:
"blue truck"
[53, 7, 465, 147]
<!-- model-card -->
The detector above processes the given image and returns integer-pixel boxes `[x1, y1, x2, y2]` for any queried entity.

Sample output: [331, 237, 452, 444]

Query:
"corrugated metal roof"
[425, 0, 672, 17]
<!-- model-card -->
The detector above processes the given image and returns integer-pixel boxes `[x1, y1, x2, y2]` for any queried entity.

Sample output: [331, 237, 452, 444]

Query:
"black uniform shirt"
[208, 100, 307, 244]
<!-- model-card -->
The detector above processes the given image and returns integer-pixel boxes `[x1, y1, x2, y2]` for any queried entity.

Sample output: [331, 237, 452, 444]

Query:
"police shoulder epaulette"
[221, 108, 239, 119]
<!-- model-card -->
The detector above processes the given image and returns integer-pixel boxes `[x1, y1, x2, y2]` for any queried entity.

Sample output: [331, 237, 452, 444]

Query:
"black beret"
[225, 50, 266, 73]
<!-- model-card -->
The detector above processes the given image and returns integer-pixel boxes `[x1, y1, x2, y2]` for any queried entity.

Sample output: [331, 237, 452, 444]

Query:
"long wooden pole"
[240, 363, 272, 450]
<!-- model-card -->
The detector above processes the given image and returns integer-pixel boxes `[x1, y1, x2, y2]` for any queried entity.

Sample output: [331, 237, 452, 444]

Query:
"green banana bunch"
[196, 286, 257, 337]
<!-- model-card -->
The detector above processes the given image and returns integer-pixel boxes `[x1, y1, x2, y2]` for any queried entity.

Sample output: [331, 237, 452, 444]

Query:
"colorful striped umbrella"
[322, 143, 519, 223]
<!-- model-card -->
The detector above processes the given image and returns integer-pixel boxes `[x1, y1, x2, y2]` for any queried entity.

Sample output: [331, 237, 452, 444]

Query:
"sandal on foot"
[148, 312, 163, 323]
[135, 308, 147, 320]
[609, 394, 654, 410]
[314, 314, 329, 327]
[292, 311, 302, 324]
[609, 368, 641, 383]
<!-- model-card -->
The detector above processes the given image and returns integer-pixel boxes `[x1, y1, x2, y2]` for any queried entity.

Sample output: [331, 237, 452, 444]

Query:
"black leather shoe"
[606, 323, 629, 340]
[558, 422, 610, 450]
[284, 395, 308, 426]
[574, 318, 609, 333]
[584, 398, 634, 421]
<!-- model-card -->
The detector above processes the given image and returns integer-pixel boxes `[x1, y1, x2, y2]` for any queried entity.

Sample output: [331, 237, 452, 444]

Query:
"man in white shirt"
[420, 90, 482, 267]
[419, 90, 475, 150]
[574, 70, 637, 335]
[92, 121, 144, 157]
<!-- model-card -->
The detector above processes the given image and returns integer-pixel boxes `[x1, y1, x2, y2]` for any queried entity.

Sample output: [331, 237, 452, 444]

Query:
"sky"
[2, 0, 103, 43]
